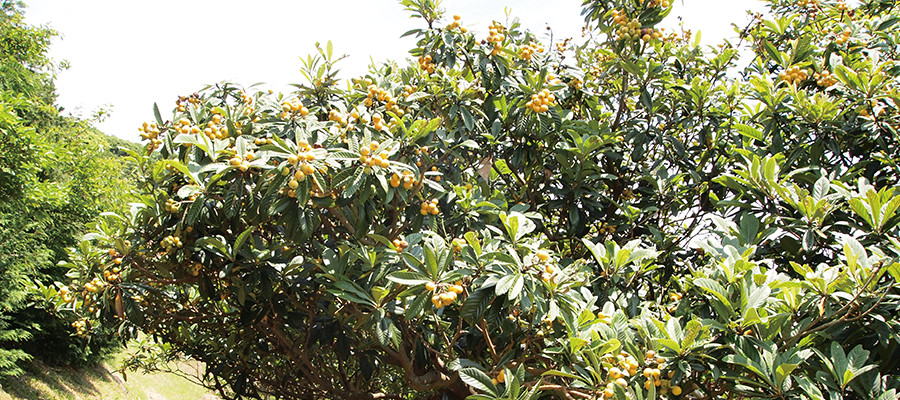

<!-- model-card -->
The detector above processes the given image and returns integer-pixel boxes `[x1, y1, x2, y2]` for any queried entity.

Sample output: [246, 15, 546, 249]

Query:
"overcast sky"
[24, 0, 764, 142]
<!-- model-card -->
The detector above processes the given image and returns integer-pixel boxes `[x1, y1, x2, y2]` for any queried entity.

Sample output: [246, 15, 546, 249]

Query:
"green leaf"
[231, 226, 255, 261]
[386, 271, 431, 286]
[495, 274, 518, 296]
[735, 123, 764, 141]
[460, 107, 475, 131]
[693, 278, 733, 311]
[459, 368, 499, 396]
[153, 103, 164, 127]
[460, 288, 493, 322]
[830, 342, 849, 387]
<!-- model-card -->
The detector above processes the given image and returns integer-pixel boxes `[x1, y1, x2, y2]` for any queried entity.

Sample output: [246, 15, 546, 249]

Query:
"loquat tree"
[56, 0, 900, 399]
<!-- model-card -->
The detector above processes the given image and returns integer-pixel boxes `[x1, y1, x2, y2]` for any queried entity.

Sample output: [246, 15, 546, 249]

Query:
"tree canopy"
[58, 0, 899, 399]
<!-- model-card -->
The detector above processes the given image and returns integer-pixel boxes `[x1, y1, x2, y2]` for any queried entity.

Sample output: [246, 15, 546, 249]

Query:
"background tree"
[61, 0, 899, 399]
[0, 0, 134, 376]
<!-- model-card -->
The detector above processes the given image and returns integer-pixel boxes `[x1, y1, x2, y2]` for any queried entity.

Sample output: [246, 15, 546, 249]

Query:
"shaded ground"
[0, 356, 217, 400]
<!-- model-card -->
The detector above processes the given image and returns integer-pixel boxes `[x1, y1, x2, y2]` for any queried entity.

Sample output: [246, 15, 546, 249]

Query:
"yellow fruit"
[425, 282, 437, 291]
[609, 367, 622, 379]
[671, 386, 682, 395]
[439, 291, 457, 305]
[536, 250, 550, 261]
[496, 370, 505, 383]
[449, 284, 463, 294]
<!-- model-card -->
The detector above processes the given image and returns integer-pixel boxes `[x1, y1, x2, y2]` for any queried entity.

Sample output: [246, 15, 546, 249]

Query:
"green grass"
[0, 352, 217, 400]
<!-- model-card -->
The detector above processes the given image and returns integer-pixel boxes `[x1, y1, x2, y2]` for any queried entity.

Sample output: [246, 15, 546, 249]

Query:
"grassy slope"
[0, 353, 216, 400]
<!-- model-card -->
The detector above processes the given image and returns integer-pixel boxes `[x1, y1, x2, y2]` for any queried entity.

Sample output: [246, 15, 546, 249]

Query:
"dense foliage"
[0, 0, 132, 376]
[59, 0, 899, 399]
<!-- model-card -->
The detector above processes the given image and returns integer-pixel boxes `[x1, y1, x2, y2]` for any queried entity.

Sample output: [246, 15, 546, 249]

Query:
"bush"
[61, 0, 899, 399]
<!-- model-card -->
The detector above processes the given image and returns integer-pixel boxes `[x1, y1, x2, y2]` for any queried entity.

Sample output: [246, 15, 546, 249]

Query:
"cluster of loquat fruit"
[429, 166, 442, 182]
[533, 250, 557, 283]
[238, 91, 255, 116]
[486, 21, 506, 56]
[103, 266, 121, 283]
[83, 277, 106, 293]
[641, 350, 681, 395]
[280, 98, 310, 120]
[797, 0, 818, 9]
[364, 85, 404, 116]
[647, 0, 670, 7]
[253, 136, 273, 146]
[555, 38, 571, 55]
[160, 235, 182, 251]
[599, 351, 640, 397]
[835, 28, 852, 45]
[359, 141, 391, 169]
[71, 318, 89, 336]
[451, 238, 466, 253]
[491, 369, 506, 385]
[58, 286, 73, 303]
[175, 94, 201, 113]
[445, 15, 466, 32]
[372, 114, 392, 131]
[779, 66, 809, 85]
[401, 84, 417, 101]
[611, 10, 641, 41]
[420, 198, 440, 215]
[168, 113, 227, 141]
[526, 89, 555, 113]
[569, 76, 584, 90]
[164, 198, 180, 213]
[518, 41, 544, 60]
[228, 150, 255, 172]
[328, 109, 348, 127]
[599, 222, 617, 235]
[413, 146, 430, 168]
[418, 54, 436, 74]
[390, 170, 418, 189]
[835, 0, 848, 12]
[138, 122, 162, 147]
[814, 70, 838, 87]
[427, 280, 464, 309]
[638, 28, 664, 42]
[186, 262, 203, 277]
[284, 139, 319, 198]
[392, 238, 409, 251]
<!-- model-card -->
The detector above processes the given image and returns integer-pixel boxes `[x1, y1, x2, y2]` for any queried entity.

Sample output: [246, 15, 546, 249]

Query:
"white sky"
[24, 0, 764, 142]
